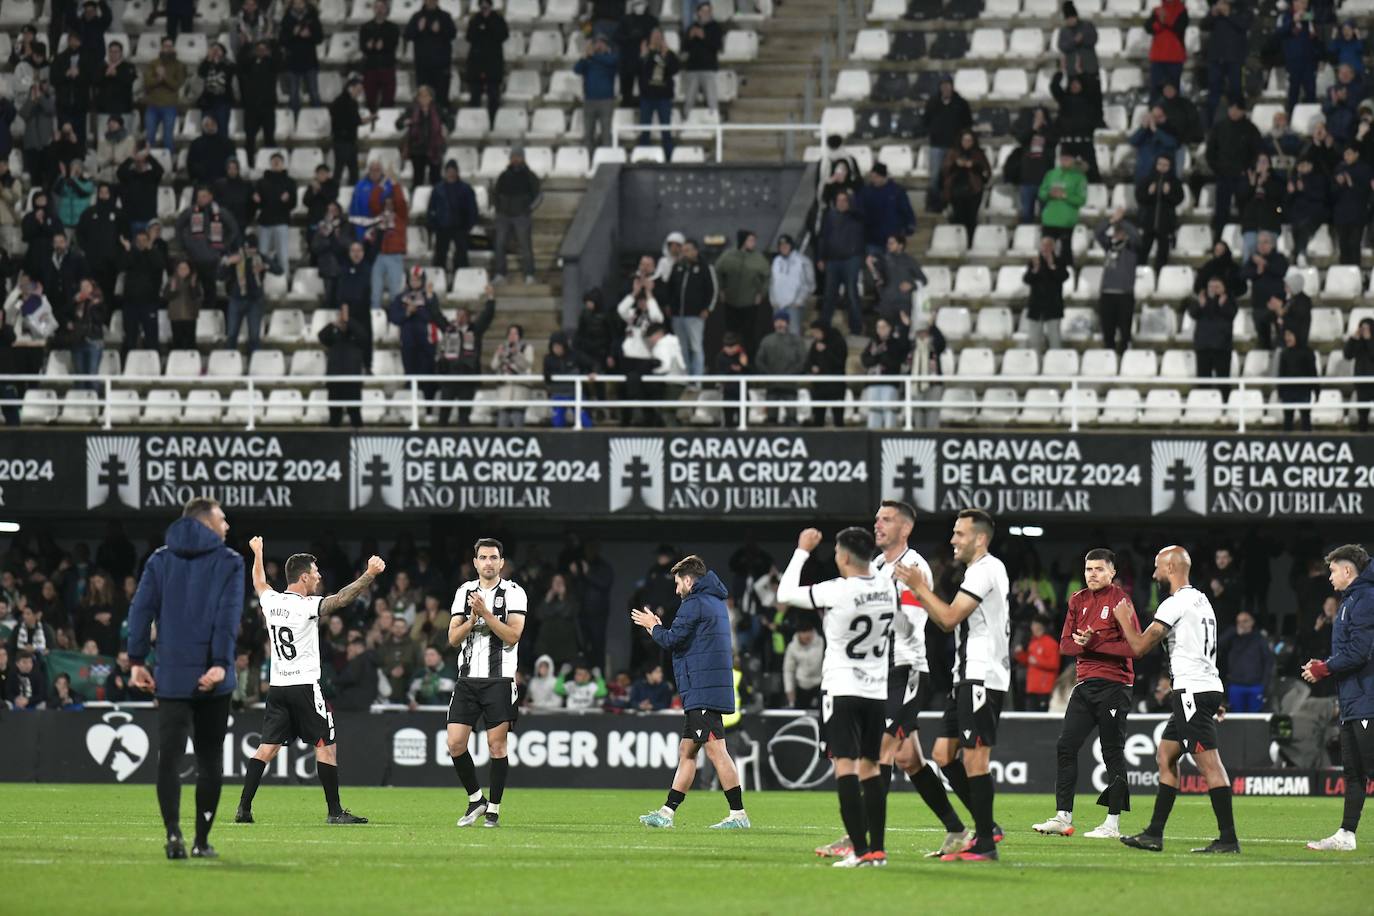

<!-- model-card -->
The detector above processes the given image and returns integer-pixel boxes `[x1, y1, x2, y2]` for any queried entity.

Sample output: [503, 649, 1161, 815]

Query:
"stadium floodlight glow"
[0, 521, 19, 533]
[1022, 525, 1045, 538]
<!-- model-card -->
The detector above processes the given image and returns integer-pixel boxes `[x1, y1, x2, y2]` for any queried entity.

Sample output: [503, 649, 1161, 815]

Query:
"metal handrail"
[610, 121, 826, 162]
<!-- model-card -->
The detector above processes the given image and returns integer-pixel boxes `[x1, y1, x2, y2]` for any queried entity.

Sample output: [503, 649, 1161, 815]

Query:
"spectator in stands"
[1261, 110, 1302, 179]
[19, 81, 57, 189]
[866, 233, 924, 327]
[318, 304, 367, 428]
[543, 332, 593, 429]
[556, 662, 607, 710]
[40, 229, 85, 314]
[465, 0, 508, 127]
[65, 279, 104, 388]
[377, 615, 419, 700]
[638, 29, 679, 155]
[405, 0, 458, 112]
[1201, 0, 1250, 125]
[1279, 0, 1322, 113]
[1218, 610, 1273, 711]
[1206, 99, 1262, 240]
[1095, 209, 1141, 356]
[1049, 71, 1101, 181]
[1023, 235, 1069, 352]
[1275, 275, 1313, 347]
[945, 130, 989, 247]
[106, 651, 152, 701]
[860, 316, 907, 430]
[304, 164, 340, 236]
[239, 40, 280, 164]
[163, 258, 202, 350]
[221, 233, 278, 354]
[428, 161, 478, 272]
[666, 238, 715, 378]
[576, 35, 620, 154]
[1286, 158, 1330, 267]
[198, 42, 235, 137]
[1345, 317, 1374, 431]
[859, 164, 916, 260]
[360, 0, 401, 111]
[616, 1, 657, 108]
[1243, 231, 1288, 348]
[14, 36, 48, 97]
[817, 190, 865, 335]
[1014, 614, 1059, 712]
[187, 117, 235, 186]
[179, 185, 240, 299]
[492, 323, 535, 428]
[5, 650, 46, 709]
[389, 264, 445, 390]
[1189, 276, 1237, 386]
[782, 624, 821, 709]
[1332, 144, 1372, 265]
[94, 115, 133, 183]
[713, 331, 748, 427]
[400, 85, 446, 188]
[1278, 327, 1318, 431]
[1204, 546, 1244, 628]
[20, 192, 62, 282]
[334, 638, 378, 711]
[46, 121, 83, 185]
[1238, 153, 1284, 262]
[768, 234, 814, 335]
[0, 160, 19, 235]
[1194, 239, 1244, 298]
[406, 646, 455, 708]
[655, 231, 685, 282]
[525, 656, 562, 709]
[715, 229, 771, 357]
[492, 147, 540, 287]
[94, 40, 135, 127]
[78, 183, 121, 303]
[1058, 3, 1100, 106]
[281, 0, 325, 114]
[1146, 0, 1189, 99]
[574, 288, 616, 396]
[1136, 153, 1184, 271]
[366, 170, 409, 309]
[1330, 19, 1365, 75]
[1015, 107, 1058, 225]
[804, 320, 848, 427]
[1128, 106, 1179, 186]
[232, 0, 275, 59]
[51, 33, 90, 149]
[681, 1, 722, 116]
[924, 76, 972, 213]
[821, 137, 863, 205]
[1038, 149, 1086, 263]
[334, 240, 373, 363]
[645, 322, 687, 425]
[141, 37, 184, 155]
[435, 287, 495, 425]
[328, 79, 370, 189]
[71, 0, 111, 68]
[755, 310, 808, 424]
[630, 664, 673, 711]
[1322, 65, 1365, 143]
[54, 160, 94, 230]
[214, 158, 253, 235]
[119, 227, 166, 353]
[47, 672, 83, 709]
[618, 278, 664, 394]
[1158, 81, 1202, 154]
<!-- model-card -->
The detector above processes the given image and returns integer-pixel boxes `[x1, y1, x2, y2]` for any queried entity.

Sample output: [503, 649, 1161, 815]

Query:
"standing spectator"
[1322, 67, 1364, 143]
[214, 159, 253, 238]
[1015, 107, 1058, 225]
[1146, 0, 1189, 98]
[94, 114, 134, 182]
[66, 279, 105, 389]
[1331, 144, 1372, 265]
[54, 160, 95, 229]
[804, 320, 847, 427]
[666, 238, 715, 378]
[618, 279, 665, 382]
[465, 0, 508, 127]
[1345, 317, 1374, 431]
[755, 310, 808, 424]
[1128, 107, 1179, 186]
[1159, 80, 1203, 149]
[19, 82, 57, 188]
[238, 41, 279, 165]
[51, 33, 91, 149]
[366, 172, 408, 310]
[178, 187, 240, 303]
[406, 0, 458, 110]
[714, 230, 770, 357]
[311, 201, 352, 309]
[1058, 3, 1100, 106]
[197, 42, 235, 136]
[221, 234, 278, 353]
[543, 332, 593, 429]
[1242, 232, 1288, 348]
[681, 2, 722, 116]
[70, 0, 111, 71]
[1218, 611, 1274, 711]
[231, 0, 275, 59]
[858, 164, 916, 258]
[1274, 275, 1312, 347]
[21, 191, 64, 280]
[1189, 277, 1237, 385]
[923, 76, 973, 212]
[491, 324, 535, 428]
[389, 266, 445, 408]
[377, 617, 419, 700]
[320, 304, 367, 428]
[865, 233, 925, 327]
[78, 182, 122, 303]
[1038, 150, 1087, 262]
[615, 0, 658, 108]
[1201, 0, 1250, 126]
[1195, 240, 1246, 298]
[141, 37, 184, 155]
[768, 234, 814, 334]
[304, 164, 340, 237]
[492, 148, 540, 286]
[1205, 547, 1244, 628]
[1237, 152, 1283, 262]
[329, 78, 371, 188]
[782, 625, 822, 709]
[1023, 235, 1069, 352]
[187, 117, 236, 187]
[429, 160, 478, 271]
[0, 159, 19, 237]
[644, 322, 687, 425]
[1277, 328, 1318, 431]
[333, 241, 373, 367]
[1014, 615, 1059, 711]
[1286, 157, 1331, 266]
[360, 0, 401, 111]
[638, 29, 679, 154]
[1050, 72, 1102, 181]
[1329, 20, 1365, 78]
[1095, 210, 1141, 355]
[280, 0, 324, 114]
[860, 316, 907, 429]
[1205, 99, 1262, 241]
[1135, 153, 1184, 270]
[817, 191, 866, 335]
[713, 331, 748, 427]
[942, 132, 991, 244]
[400, 85, 446, 188]
[576, 35, 620, 153]
[40, 233, 85, 322]
[93, 40, 136, 126]
[574, 289, 616, 391]
[119, 227, 166, 353]
[1279, 0, 1321, 113]
[163, 259, 202, 350]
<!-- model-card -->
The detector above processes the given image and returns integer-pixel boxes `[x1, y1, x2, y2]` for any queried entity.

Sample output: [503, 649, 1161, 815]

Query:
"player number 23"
[845, 613, 893, 660]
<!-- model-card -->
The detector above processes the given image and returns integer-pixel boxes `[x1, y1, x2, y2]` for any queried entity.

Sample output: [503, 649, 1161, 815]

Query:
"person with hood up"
[804, 319, 848, 427]
[653, 230, 685, 282]
[77, 182, 122, 302]
[1135, 152, 1184, 270]
[714, 229, 771, 357]
[1276, 327, 1318, 431]
[543, 331, 594, 428]
[1193, 240, 1246, 298]
[769, 234, 815, 334]
[525, 655, 562, 709]
[1344, 317, 1374, 431]
[21, 189, 64, 279]
[632, 554, 749, 830]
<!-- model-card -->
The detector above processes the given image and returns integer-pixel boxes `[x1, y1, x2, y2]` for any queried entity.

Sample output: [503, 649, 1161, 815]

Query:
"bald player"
[1111, 546, 1239, 854]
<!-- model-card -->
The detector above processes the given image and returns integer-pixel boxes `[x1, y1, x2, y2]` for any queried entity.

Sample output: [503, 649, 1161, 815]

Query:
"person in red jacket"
[1016, 615, 1061, 711]
[1146, 0, 1189, 101]
[366, 170, 409, 310]
[1033, 547, 1138, 840]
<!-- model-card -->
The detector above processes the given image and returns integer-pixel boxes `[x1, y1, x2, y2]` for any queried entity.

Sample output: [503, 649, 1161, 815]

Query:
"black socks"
[836, 774, 869, 857]
[910, 765, 965, 833]
[452, 752, 480, 797]
[239, 757, 267, 809]
[943, 758, 974, 817]
[861, 775, 886, 853]
[968, 774, 995, 852]
[1208, 785, 1236, 843]
[489, 756, 509, 805]
[724, 785, 744, 812]
[665, 788, 686, 811]
[318, 761, 343, 817]
[1146, 783, 1179, 836]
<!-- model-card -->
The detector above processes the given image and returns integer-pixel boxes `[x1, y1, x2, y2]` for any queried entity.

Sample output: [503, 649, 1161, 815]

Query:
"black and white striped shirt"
[450, 578, 528, 680]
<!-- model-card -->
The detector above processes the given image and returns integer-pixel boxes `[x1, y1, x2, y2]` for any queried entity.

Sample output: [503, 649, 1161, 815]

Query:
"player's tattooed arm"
[321, 555, 385, 615]
[1111, 597, 1164, 657]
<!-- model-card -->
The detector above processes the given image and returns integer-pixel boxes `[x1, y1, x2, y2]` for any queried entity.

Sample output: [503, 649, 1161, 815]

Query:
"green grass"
[0, 785, 1367, 915]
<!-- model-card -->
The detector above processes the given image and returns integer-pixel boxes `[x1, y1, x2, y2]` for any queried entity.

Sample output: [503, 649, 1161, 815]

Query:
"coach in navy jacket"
[1309, 556, 1374, 722]
[648, 566, 734, 713]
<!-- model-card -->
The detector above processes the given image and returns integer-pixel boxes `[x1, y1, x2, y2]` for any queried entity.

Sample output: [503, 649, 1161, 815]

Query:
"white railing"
[611, 121, 825, 163]
[1, 372, 1366, 433]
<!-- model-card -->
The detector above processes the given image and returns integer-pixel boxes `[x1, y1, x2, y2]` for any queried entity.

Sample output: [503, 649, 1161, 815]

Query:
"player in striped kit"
[446, 538, 529, 829]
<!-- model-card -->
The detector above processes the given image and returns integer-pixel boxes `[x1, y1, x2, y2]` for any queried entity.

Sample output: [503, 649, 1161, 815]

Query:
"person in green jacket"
[1037, 150, 1087, 264]
[54, 160, 95, 227]
[555, 662, 608, 710]
[714, 229, 771, 357]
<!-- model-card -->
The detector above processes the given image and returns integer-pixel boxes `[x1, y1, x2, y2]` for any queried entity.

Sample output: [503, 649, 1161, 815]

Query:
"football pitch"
[1, 785, 1367, 915]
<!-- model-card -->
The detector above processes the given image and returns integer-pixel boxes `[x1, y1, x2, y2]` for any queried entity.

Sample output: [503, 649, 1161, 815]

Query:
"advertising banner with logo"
[3, 432, 1370, 521]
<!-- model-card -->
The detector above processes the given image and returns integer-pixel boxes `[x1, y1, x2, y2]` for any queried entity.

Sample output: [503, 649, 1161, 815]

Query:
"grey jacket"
[755, 330, 809, 377]
[1095, 219, 1140, 295]
[20, 93, 56, 151]
[1057, 21, 1099, 76]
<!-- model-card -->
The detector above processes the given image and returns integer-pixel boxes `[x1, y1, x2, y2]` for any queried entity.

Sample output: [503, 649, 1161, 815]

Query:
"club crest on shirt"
[1101, 606, 1110, 620]
[495, 596, 504, 609]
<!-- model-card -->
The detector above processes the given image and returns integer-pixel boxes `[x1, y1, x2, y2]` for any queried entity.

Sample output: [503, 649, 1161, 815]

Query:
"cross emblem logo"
[880, 439, 936, 512]
[609, 438, 664, 512]
[86, 437, 141, 510]
[349, 438, 405, 511]
[1150, 441, 1207, 516]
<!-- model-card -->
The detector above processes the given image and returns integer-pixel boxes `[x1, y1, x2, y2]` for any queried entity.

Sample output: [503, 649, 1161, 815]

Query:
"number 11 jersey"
[260, 589, 324, 686]
[803, 575, 902, 701]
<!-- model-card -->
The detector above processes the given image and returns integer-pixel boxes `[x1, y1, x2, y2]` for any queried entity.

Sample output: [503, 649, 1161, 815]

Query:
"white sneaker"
[831, 852, 861, 868]
[1307, 829, 1357, 851]
[1032, 815, 1075, 836]
[1085, 823, 1121, 839]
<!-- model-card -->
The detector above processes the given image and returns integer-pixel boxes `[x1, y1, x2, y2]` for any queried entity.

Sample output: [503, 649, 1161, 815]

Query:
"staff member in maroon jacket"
[1032, 548, 1138, 839]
